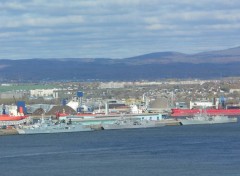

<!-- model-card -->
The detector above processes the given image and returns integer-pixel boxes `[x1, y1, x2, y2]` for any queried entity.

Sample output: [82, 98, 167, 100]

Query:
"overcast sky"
[0, 0, 240, 59]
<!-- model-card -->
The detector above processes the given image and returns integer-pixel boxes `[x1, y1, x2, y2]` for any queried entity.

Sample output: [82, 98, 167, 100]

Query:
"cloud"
[0, 1, 25, 10]
[1, 15, 84, 28]
[145, 24, 176, 30]
[0, 0, 239, 59]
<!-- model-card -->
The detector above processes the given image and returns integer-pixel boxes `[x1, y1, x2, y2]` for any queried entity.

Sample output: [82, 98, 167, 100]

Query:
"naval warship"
[101, 119, 165, 130]
[17, 118, 93, 134]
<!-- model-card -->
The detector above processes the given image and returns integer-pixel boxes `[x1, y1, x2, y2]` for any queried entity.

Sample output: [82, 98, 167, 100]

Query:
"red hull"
[171, 108, 240, 116]
[0, 114, 28, 121]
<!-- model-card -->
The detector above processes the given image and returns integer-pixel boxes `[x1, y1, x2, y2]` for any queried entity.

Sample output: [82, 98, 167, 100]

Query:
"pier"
[0, 129, 18, 136]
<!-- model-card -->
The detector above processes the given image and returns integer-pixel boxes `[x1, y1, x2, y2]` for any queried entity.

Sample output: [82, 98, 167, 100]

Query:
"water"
[0, 122, 240, 176]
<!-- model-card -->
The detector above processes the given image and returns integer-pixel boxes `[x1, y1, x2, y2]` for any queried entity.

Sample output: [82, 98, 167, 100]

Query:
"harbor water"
[0, 121, 240, 176]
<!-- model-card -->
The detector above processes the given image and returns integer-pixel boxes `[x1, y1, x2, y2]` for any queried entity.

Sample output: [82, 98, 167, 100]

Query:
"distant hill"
[119, 52, 188, 64]
[120, 46, 240, 64]
[54, 46, 240, 64]
[0, 46, 240, 82]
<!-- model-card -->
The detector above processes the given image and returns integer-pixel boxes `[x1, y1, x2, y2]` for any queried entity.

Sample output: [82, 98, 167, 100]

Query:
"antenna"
[13, 96, 17, 105]
[13, 95, 19, 113]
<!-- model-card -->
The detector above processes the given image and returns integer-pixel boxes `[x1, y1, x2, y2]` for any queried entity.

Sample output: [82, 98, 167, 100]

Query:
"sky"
[0, 0, 240, 59]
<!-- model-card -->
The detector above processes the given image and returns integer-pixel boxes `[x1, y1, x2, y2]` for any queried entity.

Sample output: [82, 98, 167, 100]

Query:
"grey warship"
[179, 114, 238, 125]
[17, 118, 93, 134]
[101, 119, 165, 130]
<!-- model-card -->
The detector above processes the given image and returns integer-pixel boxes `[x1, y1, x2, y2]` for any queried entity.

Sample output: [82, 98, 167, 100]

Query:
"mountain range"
[0, 46, 240, 82]
[122, 46, 240, 64]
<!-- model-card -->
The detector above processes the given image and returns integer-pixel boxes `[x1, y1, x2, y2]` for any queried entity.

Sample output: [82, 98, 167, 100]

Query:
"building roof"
[45, 105, 76, 116]
[148, 97, 169, 109]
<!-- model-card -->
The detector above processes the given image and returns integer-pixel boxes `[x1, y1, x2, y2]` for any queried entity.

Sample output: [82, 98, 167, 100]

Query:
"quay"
[0, 129, 18, 136]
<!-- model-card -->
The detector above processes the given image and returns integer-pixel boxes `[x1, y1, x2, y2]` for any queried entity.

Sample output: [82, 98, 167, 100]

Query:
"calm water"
[0, 122, 240, 176]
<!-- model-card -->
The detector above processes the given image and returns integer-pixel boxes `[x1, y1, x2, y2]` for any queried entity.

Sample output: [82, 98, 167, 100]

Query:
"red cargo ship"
[0, 106, 28, 121]
[171, 108, 240, 117]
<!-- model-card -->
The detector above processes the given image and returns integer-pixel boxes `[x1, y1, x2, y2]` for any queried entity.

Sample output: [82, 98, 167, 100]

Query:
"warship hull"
[102, 120, 165, 130]
[17, 124, 93, 134]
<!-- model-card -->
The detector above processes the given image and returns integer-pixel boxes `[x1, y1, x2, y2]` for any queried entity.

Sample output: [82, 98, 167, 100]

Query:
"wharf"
[156, 119, 181, 126]
[0, 129, 18, 136]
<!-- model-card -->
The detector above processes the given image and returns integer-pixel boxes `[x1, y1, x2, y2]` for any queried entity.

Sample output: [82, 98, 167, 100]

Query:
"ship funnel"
[19, 106, 23, 113]
[17, 101, 27, 115]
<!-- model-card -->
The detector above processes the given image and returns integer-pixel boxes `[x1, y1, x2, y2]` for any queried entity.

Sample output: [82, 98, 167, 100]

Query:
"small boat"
[101, 119, 165, 130]
[179, 114, 237, 125]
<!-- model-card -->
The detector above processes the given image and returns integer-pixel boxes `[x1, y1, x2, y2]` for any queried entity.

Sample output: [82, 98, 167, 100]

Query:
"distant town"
[1, 78, 240, 117]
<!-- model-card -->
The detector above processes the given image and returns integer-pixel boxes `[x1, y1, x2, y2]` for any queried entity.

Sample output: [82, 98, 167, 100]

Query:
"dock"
[0, 129, 18, 136]
[156, 119, 182, 126]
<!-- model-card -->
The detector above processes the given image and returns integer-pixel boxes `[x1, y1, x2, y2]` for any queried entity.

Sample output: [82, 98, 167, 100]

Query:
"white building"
[0, 91, 24, 99]
[229, 89, 240, 93]
[189, 101, 214, 109]
[30, 89, 59, 98]
[99, 82, 125, 89]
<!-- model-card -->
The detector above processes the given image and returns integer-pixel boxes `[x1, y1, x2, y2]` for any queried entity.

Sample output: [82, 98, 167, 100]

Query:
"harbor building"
[99, 82, 125, 89]
[148, 96, 170, 114]
[0, 91, 24, 99]
[30, 89, 59, 99]
[189, 101, 214, 109]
